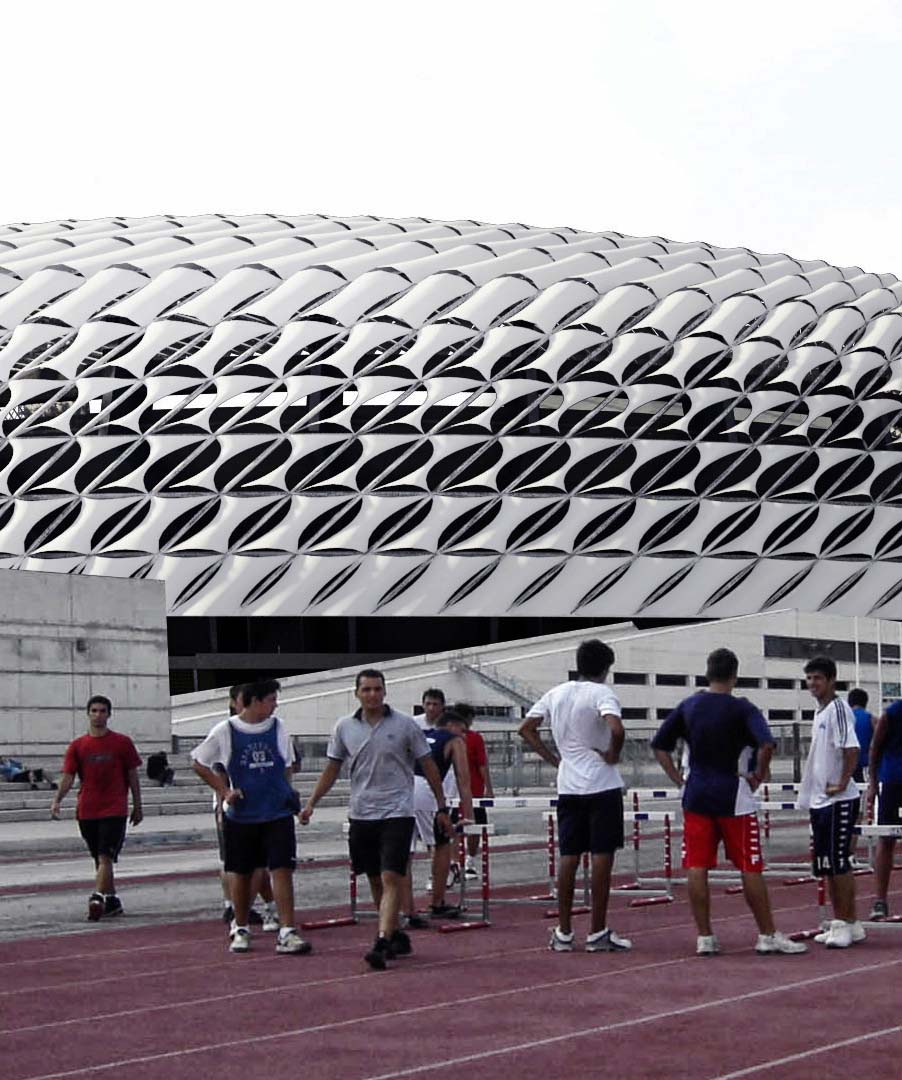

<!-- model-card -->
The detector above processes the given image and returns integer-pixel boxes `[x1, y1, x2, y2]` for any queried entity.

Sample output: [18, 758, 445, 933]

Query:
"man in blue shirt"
[866, 697, 902, 919]
[848, 688, 873, 783]
[652, 648, 806, 956]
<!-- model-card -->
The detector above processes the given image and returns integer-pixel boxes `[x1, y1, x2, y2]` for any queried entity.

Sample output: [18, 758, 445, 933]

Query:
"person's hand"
[130, 806, 143, 826]
[50, 799, 61, 820]
[299, 804, 313, 826]
[602, 749, 620, 765]
[866, 782, 878, 811]
[435, 810, 454, 838]
[825, 783, 845, 797]
[222, 787, 243, 807]
[746, 773, 761, 793]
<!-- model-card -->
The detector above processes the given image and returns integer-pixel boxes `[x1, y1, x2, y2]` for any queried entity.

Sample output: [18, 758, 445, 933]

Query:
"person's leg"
[95, 855, 114, 896]
[589, 853, 613, 935]
[741, 873, 776, 934]
[378, 869, 404, 938]
[467, 834, 480, 859]
[873, 838, 895, 902]
[269, 867, 294, 926]
[253, 867, 275, 904]
[556, 855, 580, 935]
[686, 869, 712, 935]
[367, 873, 384, 909]
[829, 872, 857, 922]
[431, 843, 452, 907]
[401, 863, 416, 919]
[229, 872, 253, 925]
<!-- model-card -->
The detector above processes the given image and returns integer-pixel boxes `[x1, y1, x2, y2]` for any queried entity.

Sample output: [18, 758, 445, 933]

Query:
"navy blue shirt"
[880, 701, 902, 783]
[414, 728, 458, 781]
[852, 707, 873, 769]
[225, 719, 295, 824]
[651, 692, 775, 817]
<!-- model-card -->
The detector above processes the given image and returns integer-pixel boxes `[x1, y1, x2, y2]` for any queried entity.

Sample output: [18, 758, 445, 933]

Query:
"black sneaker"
[405, 914, 430, 930]
[390, 929, 412, 956]
[429, 903, 460, 919]
[104, 895, 123, 917]
[248, 908, 264, 926]
[88, 893, 104, 922]
[364, 935, 395, 970]
[222, 903, 235, 923]
[870, 899, 889, 921]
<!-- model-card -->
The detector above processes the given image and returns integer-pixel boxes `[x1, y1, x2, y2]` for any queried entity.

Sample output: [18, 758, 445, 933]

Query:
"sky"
[4, 0, 902, 275]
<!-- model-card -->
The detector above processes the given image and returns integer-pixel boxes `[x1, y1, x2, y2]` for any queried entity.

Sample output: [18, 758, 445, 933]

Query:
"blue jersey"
[880, 701, 902, 783]
[852, 707, 873, 769]
[652, 692, 775, 817]
[414, 728, 457, 781]
[225, 718, 295, 823]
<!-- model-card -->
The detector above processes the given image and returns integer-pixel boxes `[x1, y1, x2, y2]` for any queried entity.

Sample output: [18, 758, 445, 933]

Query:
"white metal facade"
[2, 213, 901, 617]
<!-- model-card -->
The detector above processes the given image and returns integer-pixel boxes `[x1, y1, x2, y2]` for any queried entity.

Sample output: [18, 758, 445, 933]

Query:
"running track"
[3, 880, 902, 1080]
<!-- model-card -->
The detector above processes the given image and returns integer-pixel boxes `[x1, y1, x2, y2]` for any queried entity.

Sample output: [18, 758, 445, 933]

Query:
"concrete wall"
[0, 570, 170, 757]
[172, 608, 898, 738]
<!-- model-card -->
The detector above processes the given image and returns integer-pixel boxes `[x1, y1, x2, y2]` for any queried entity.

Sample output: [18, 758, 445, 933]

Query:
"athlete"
[866, 694, 902, 919]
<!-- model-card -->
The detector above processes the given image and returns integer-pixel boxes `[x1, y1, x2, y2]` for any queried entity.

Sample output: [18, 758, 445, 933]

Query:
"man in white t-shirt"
[519, 639, 631, 954]
[797, 655, 864, 949]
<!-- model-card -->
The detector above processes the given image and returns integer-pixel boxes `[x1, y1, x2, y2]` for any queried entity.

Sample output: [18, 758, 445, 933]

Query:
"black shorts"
[557, 789, 624, 856]
[810, 798, 860, 877]
[79, 817, 127, 865]
[348, 817, 414, 877]
[222, 814, 297, 875]
[876, 781, 902, 827]
[472, 806, 488, 825]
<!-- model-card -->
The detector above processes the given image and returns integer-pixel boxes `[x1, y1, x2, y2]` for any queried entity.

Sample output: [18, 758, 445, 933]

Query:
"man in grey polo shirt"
[301, 668, 452, 970]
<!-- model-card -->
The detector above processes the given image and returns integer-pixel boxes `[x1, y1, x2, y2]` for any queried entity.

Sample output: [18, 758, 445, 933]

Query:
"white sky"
[4, 0, 902, 275]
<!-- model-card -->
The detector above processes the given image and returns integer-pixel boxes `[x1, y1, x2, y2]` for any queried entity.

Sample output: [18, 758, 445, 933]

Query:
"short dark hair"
[437, 709, 465, 729]
[228, 684, 245, 716]
[706, 648, 739, 683]
[422, 687, 445, 705]
[240, 679, 281, 707]
[848, 688, 869, 708]
[804, 655, 837, 680]
[453, 702, 476, 725]
[356, 668, 385, 690]
[87, 694, 112, 714]
[576, 639, 614, 678]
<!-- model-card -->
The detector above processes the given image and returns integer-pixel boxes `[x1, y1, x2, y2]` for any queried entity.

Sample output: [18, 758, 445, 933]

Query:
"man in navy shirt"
[848, 689, 873, 783]
[866, 696, 902, 919]
[652, 648, 806, 956]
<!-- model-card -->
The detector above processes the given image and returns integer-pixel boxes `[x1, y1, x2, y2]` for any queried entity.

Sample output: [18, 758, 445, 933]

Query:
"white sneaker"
[549, 926, 574, 952]
[823, 920, 853, 948]
[850, 920, 866, 943]
[755, 931, 807, 954]
[585, 928, 632, 952]
[262, 905, 280, 933]
[275, 927, 312, 955]
[464, 859, 479, 880]
[696, 934, 720, 956]
[229, 926, 251, 953]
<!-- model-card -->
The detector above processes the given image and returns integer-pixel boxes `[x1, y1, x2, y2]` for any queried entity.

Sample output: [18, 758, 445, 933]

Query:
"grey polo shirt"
[327, 706, 430, 820]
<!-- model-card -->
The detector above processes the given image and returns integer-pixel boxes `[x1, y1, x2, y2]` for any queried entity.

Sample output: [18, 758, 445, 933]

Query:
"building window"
[621, 707, 648, 720]
[763, 634, 877, 664]
[768, 709, 795, 721]
[801, 709, 814, 721]
[613, 672, 648, 685]
[656, 707, 675, 720]
[695, 675, 709, 687]
[655, 674, 687, 686]
[736, 677, 760, 688]
[766, 678, 796, 690]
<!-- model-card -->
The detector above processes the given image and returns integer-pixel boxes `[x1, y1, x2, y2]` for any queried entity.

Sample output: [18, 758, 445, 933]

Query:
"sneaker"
[389, 929, 412, 956]
[248, 907, 264, 926]
[813, 920, 832, 943]
[696, 935, 720, 956]
[823, 920, 853, 949]
[104, 895, 123, 918]
[88, 892, 105, 922]
[586, 928, 633, 952]
[405, 913, 430, 930]
[464, 864, 479, 880]
[850, 920, 866, 943]
[448, 862, 461, 887]
[364, 935, 395, 970]
[229, 926, 251, 953]
[221, 903, 235, 923]
[549, 926, 574, 952]
[429, 902, 460, 919]
[262, 906, 280, 933]
[755, 931, 807, 954]
[870, 899, 889, 921]
[275, 928, 312, 955]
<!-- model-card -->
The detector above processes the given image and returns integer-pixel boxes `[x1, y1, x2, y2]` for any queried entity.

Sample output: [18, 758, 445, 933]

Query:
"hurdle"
[436, 823, 495, 933]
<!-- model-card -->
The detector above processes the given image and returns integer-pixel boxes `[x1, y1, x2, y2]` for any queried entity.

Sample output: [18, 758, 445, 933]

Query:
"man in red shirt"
[50, 696, 143, 921]
[454, 703, 493, 879]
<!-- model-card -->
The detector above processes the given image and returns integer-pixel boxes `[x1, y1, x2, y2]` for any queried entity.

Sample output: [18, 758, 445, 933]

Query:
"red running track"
[2, 879, 902, 1080]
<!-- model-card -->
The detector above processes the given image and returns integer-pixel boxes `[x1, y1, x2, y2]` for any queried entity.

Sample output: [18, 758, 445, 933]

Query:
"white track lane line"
[708, 1024, 902, 1078]
[15, 955, 902, 1080]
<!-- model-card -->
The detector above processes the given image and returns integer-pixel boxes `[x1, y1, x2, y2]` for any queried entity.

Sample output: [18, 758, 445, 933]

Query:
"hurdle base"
[629, 895, 674, 908]
[543, 905, 590, 919]
[300, 915, 358, 931]
[438, 919, 490, 933]
[724, 885, 744, 895]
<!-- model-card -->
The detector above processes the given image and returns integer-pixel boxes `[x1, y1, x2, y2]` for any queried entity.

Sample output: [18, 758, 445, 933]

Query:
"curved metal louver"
[2, 211, 902, 618]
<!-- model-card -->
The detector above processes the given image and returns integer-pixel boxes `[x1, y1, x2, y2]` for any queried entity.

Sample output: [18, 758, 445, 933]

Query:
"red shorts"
[682, 810, 764, 872]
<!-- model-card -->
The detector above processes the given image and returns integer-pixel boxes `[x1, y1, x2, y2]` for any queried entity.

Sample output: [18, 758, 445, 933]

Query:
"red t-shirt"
[465, 730, 488, 798]
[61, 731, 141, 819]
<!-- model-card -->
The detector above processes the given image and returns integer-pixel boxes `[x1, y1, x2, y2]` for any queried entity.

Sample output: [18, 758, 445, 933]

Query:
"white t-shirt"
[191, 715, 295, 774]
[797, 698, 859, 810]
[527, 680, 623, 796]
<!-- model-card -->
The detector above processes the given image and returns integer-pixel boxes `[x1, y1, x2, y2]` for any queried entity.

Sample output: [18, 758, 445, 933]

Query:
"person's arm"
[479, 743, 494, 799]
[826, 704, 860, 797]
[300, 759, 341, 824]
[601, 712, 625, 765]
[127, 767, 143, 826]
[192, 759, 241, 805]
[447, 738, 473, 821]
[419, 755, 453, 837]
[826, 747, 859, 797]
[747, 744, 774, 792]
[50, 772, 76, 819]
[867, 711, 888, 814]
[518, 715, 560, 768]
[653, 749, 685, 789]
